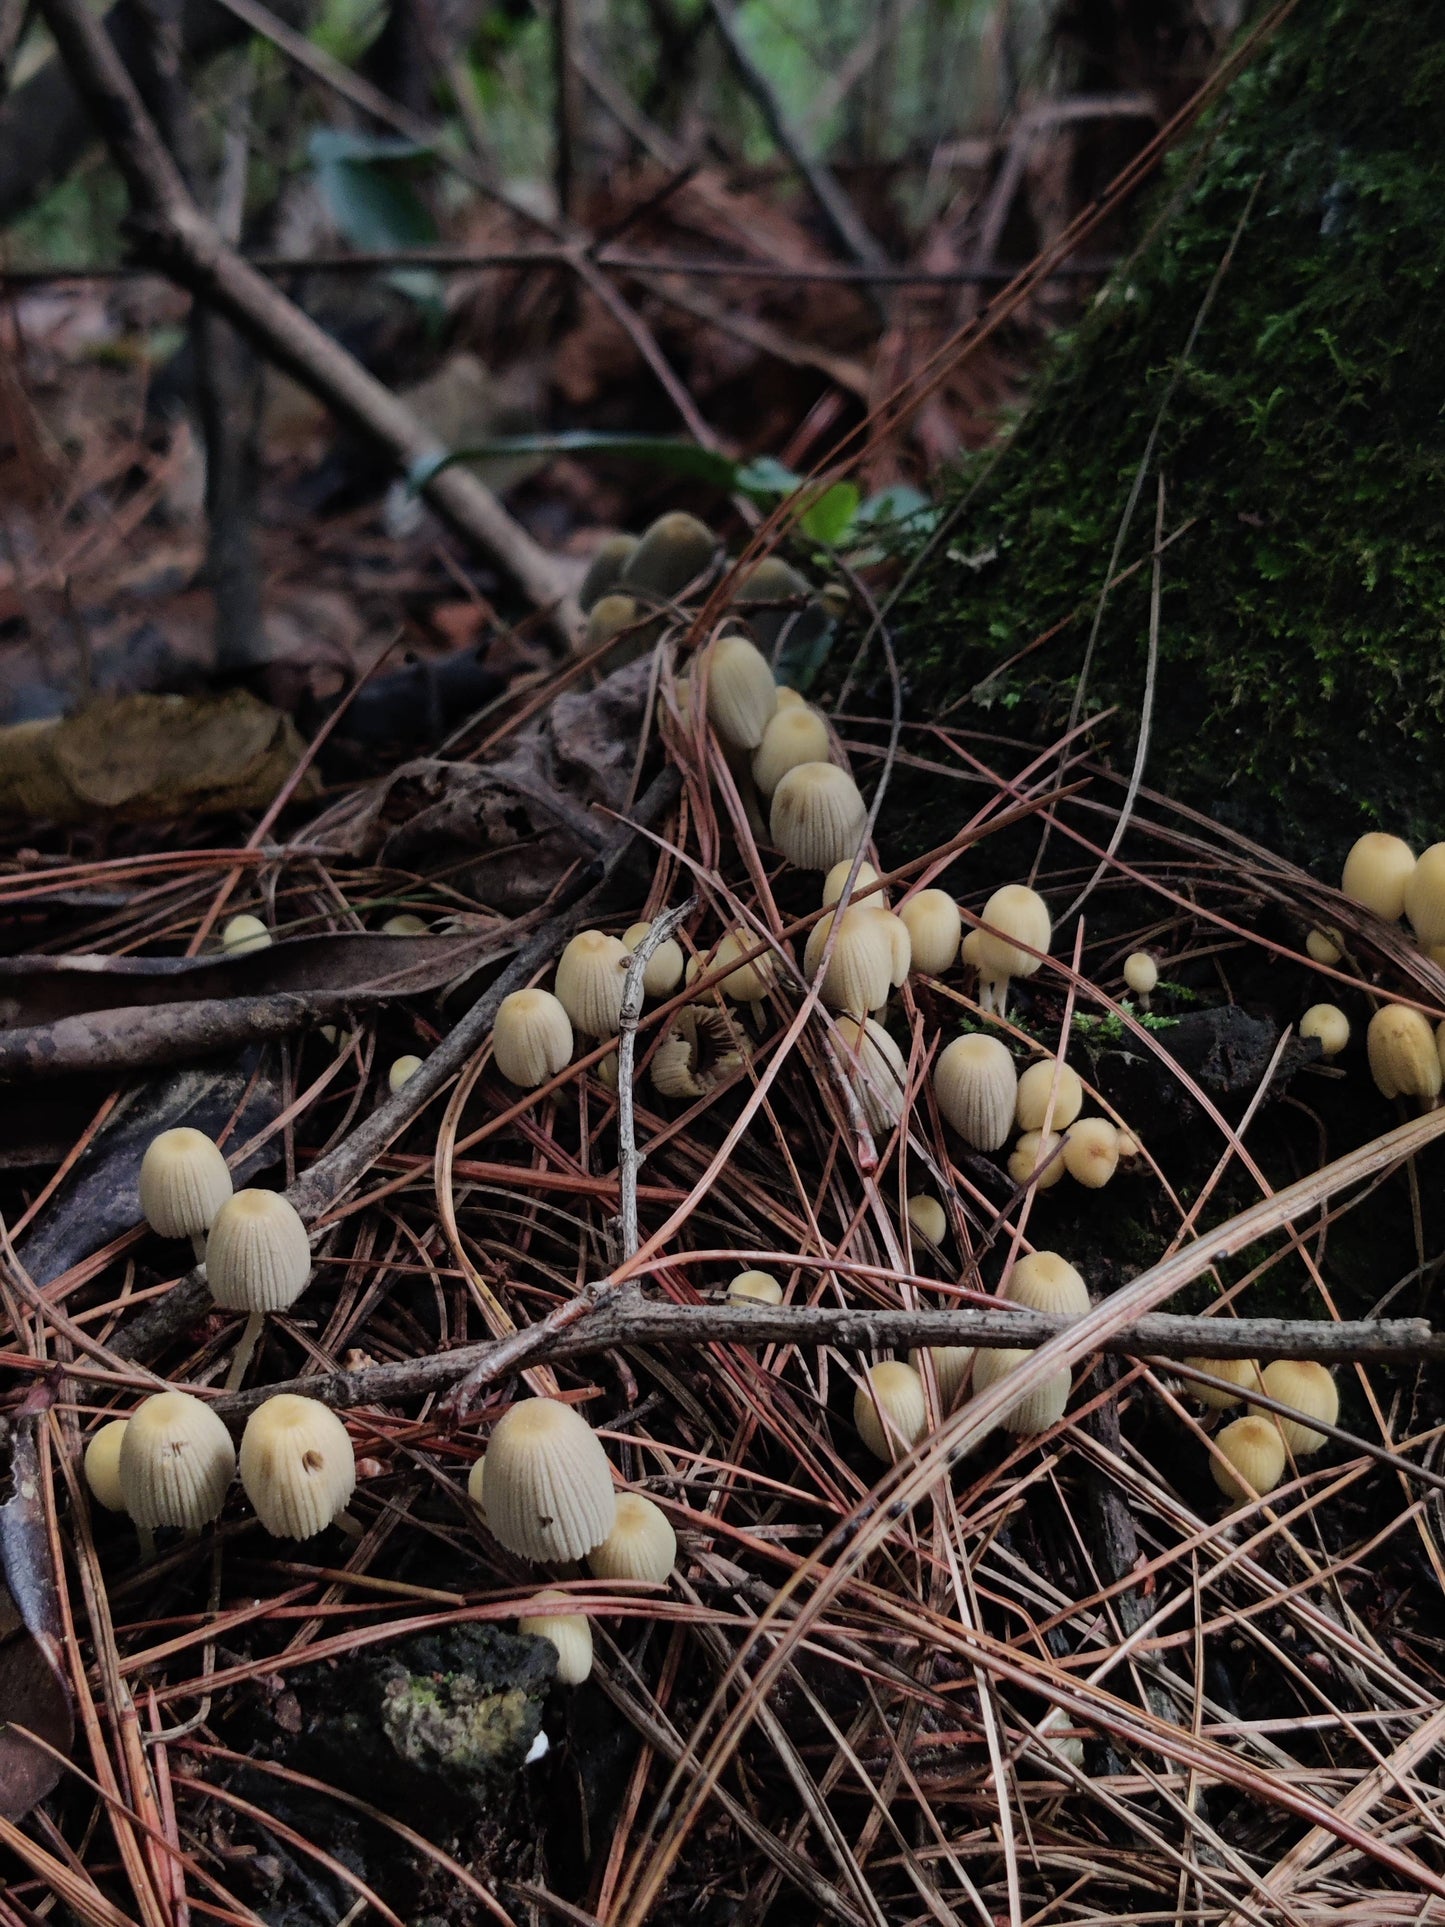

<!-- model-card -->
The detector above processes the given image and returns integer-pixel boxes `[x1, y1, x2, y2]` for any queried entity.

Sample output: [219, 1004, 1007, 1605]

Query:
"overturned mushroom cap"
[205, 1189, 312, 1314]
[853, 1361, 927, 1463]
[239, 1394, 356, 1540]
[1306, 927, 1343, 965]
[727, 1269, 783, 1304]
[1405, 843, 1445, 947]
[1366, 1004, 1441, 1102]
[934, 1034, 1017, 1151]
[622, 922, 685, 999]
[1181, 1356, 1264, 1411]
[971, 1349, 1070, 1436]
[517, 1590, 593, 1684]
[752, 705, 832, 796]
[1003, 1252, 1088, 1317]
[555, 930, 631, 1038]
[1008, 1130, 1066, 1190]
[906, 1195, 947, 1245]
[119, 1391, 235, 1531]
[908, 1345, 973, 1409]
[382, 913, 429, 936]
[1210, 1415, 1286, 1504]
[1062, 1117, 1120, 1189]
[484, 1397, 616, 1562]
[822, 858, 881, 908]
[388, 1054, 423, 1093]
[770, 763, 868, 871]
[84, 1419, 130, 1514]
[974, 886, 1051, 984]
[1123, 952, 1158, 997]
[1258, 1360, 1338, 1455]
[804, 905, 897, 1016]
[578, 532, 640, 612]
[702, 634, 778, 751]
[1343, 832, 1416, 921]
[493, 988, 574, 1087]
[620, 511, 715, 600]
[900, 890, 961, 977]
[1014, 1060, 1083, 1134]
[651, 1004, 747, 1099]
[221, 913, 271, 956]
[833, 1015, 908, 1136]
[586, 1491, 677, 1584]
[1301, 1003, 1350, 1058]
[139, 1128, 233, 1241]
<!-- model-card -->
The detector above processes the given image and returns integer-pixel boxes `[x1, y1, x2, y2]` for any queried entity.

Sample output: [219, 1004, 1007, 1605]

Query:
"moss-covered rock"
[898, 0, 1445, 862]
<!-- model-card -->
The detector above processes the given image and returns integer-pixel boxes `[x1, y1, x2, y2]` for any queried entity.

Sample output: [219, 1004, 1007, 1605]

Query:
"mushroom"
[139, 1127, 233, 1260]
[1002, 1252, 1088, 1317]
[821, 858, 881, 908]
[899, 890, 961, 977]
[705, 928, 778, 1028]
[586, 1493, 676, 1584]
[907, 1345, 973, 1408]
[554, 930, 631, 1038]
[484, 1397, 616, 1562]
[578, 532, 640, 611]
[388, 1054, 423, 1093]
[1061, 1117, 1120, 1189]
[1306, 927, 1343, 965]
[774, 686, 805, 711]
[622, 921, 685, 998]
[119, 1391, 235, 1555]
[970, 1349, 1070, 1436]
[1014, 1060, 1083, 1133]
[492, 988, 574, 1088]
[83, 1419, 129, 1514]
[752, 705, 831, 796]
[619, 510, 715, 600]
[853, 1361, 927, 1463]
[905, 1196, 947, 1245]
[1180, 1356, 1264, 1411]
[1366, 1004, 1441, 1105]
[973, 886, 1051, 1016]
[239, 1394, 357, 1539]
[833, 1015, 908, 1136]
[1342, 832, 1415, 920]
[587, 593, 646, 657]
[933, 1034, 1017, 1151]
[1210, 1415, 1285, 1505]
[1257, 1360, 1337, 1455]
[726, 1270, 783, 1305]
[699, 633, 778, 751]
[1300, 1003, 1350, 1058]
[1123, 951, 1158, 1009]
[517, 1590, 593, 1684]
[651, 1005, 747, 1099]
[1007, 1130, 1067, 1190]
[205, 1188, 312, 1391]
[1405, 844, 1445, 947]
[769, 763, 868, 871]
[804, 905, 897, 1016]
[221, 913, 271, 956]
[466, 1454, 486, 1520]
[381, 913, 429, 936]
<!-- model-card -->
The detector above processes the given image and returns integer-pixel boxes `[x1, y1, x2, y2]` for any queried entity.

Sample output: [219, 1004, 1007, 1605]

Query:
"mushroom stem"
[335, 1508, 365, 1541]
[224, 1311, 265, 1392]
[190, 1231, 207, 1265]
[1137, 991, 1152, 1015]
[135, 1523, 156, 1563]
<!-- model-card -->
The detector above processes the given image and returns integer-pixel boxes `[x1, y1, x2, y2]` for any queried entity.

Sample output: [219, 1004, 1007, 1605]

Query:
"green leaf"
[798, 480, 860, 547]
[308, 128, 444, 316]
[408, 431, 803, 498]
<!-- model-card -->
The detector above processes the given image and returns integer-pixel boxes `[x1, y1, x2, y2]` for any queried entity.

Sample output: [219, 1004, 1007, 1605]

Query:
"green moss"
[896, 0, 1445, 862]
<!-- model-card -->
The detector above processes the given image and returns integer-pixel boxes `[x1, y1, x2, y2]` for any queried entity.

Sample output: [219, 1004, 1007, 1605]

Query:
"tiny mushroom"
[492, 988, 574, 1087]
[517, 1590, 593, 1685]
[899, 890, 961, 977]
[971, 1349, 1070, 1436]
[906, 1195, 947, 1245]
[1181, 1356, 1264, 1411]
[1062, 1117, 1121, 1189]
[1366, 1004, 1441, 1105]
[934, 1034, 1017, 1151]
[483, 1397, 617, 1563]
[1257, 1360, 1338, 1455]
[833, 1015, 908, 1136]
[139, 1127, 233, 1258]
[381, 912, 429, 936]
[727, 1270, 783, 1305]
[1210, 1415, 1286, 1505]
[1014, 1060, 1083, 1133]
[1123, 952, 1158, 1008]
[119, 1391, 235, 1554]
[239, 1394, 357, 1539]
[1306, 927, 1343, 965]
[908, 1345, 973, 1408]
[205, 1188, 313, 1391]
[769, 763, 868, 872]
[752, 705, 832, 796]
[586, 1493, 677, 1584]
[973, 885, 1051, 1016]
[622, 921, 685, 998]
[555, 930, 631, 1038]
[1008, 1130, 1067, 1191]
[1404, 843, 1445, 947]
[221, 913, 271, 956]
[804, 905, 897, 1016]
[1342, 832, 1415, 921]
[854, 1361, 928, 1463]
[84, 1419, 130, 1514]
[822, 858, 882, 908]
[620, 511, 715, 600]
[388, 1054, 423, 1092]
[700, 633, 778, 751]
[1002, 1252, 1089, 1317]
[1301, 1003, 1350, 1058]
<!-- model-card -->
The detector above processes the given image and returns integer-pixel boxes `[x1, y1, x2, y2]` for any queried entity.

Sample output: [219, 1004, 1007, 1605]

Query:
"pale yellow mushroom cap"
[960, 929, 986, 970]
[493, 988, 574, 1087]
[517, 1590, 593, 1684]
[388, 1054, 423, 1093]
[974, 885, 1051, 983]
[586, 1492, 676, 1584]
[701, 633, 778, 751]
[713, 928, 775, 1005]
[139, 1127, 233, 1240]
[578, 533, 638, 612]
[971, 1349, 1071, 1435]
[833, 1015, 908, 1136]
[1062, 1117, 1120, 1189]
[622, 922, 685, 999]
[84, 1419, 130, 1514]
[555, 929, 631, 1038]
[1014, 1060, 1083, 1133]
[1258, 1360, 1338, 1455]
[853, 1361, 927, 1463]
[1008, 1130, 1066, 1190]
[821, 858, 881, 908]
[596, 1049, 620, 1092]
[752, 705, 831, 796]
[119, 1391, 235, 1530]
[1300, 1003, 1350, 1058]
[1406, 844, 1445, 946]
[650, 1005, 746, 1099]
[774, 685, 805, 710]
[221, 913, 271, 956]
[1123, 952, 1158, 996]
[727, 1269, 783, 1305]
[769, 762, 868, 871]
[1003, 1251, 1089, 1317]
[1342, 832, 1415, 921]
[1181, 1356, 1264, 1411]
[1211, 1415, 1286, 1504]
[804, 905, 896, 1016]
[621, 510, 715, 599]
[382, 913, 429, 936]
[484, 1398, 616, 1562]
[467, 1454, 486, 1517]
[205, 1189, 312, 1314]
[934, 1034, 1017, 1151]
[906, 1196, 947, 1245]
[1366, 1003, 1441, 1102]
[239, 1394, 356, 1539]
[900, 890, 961, 976]
[1305, 926, 1342, 965]
[907, 1345, 973, 1408]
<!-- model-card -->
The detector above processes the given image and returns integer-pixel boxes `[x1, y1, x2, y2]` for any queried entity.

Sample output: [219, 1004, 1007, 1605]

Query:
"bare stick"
[615, 900, 695, 1263]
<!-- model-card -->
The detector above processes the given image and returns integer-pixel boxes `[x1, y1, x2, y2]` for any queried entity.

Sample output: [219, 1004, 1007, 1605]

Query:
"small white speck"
[525, 1730, 550, 1765]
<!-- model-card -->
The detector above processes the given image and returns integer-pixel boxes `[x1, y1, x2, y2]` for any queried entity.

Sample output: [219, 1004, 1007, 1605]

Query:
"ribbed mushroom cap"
[555, 930, 631, 1037]
[727, 1269, 783, 1305]
[493, 988, 574, 1087]
[620, 511, 715, 600]
[1007, 1130, 1066, 1190]
[596, 1050, 619, 1092]
[1301, 1003, 1350, 1057]
[907, 1345, 972, 1408]
[934, 1034, 1017, 1150]
[770, 763, 868, 871]
[622, 922, 685, 998]
[804, 905, 896, 1015]
[701, 634, 778, 751]
[1404, 843, 1445, 946]
[878, 910, 911, 986]
[651, 1005, 746, 1098]
[1181, 1356, 1264, 1411]
[239, 1395, 356, 1539]
[971, 1349, 1070, 1436]
[1342, 832, 1416, 921]
[853, 1361, 927, 1462]
[1062, 1117, 1120, 1189]
[578, 532, 640, 611]
[1366, 1004, 1441, 1101]
[586, 1492, 677, 1584]
[1123, 952, 1158, 996]
[485, 1397, 617, 1562]
[974, 886, 1051, 983]
[84, 1419, 129, 1513]
[467, 1454, 486, 1517]
[221, 913, 271, 956]
[119, 1391, 235, 1530]
[752, 705, 831, 796]
[906, 1196, 947, 1245]
[205, 1189, 311, 1314]
[1306, 927, 1343, 964]
[139, 1128, 233, 1240]
[900, 890, 961, 976]
[1211, 1415, 1286, 1504]
[713, 928, 775, 1004]
[833, 1015, 907, 1136]
[1003, 1252, 1088, 1317]
[1258, 1360, 1338, 1455]
[822, 858, 881, 908]
[517, 1590, 593, 1684]
[388, 1054, 423, 1093]
[381, 913, 429, 936]
[586, 593, 643, 655]
[1014, 1060, 1083, 1133]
